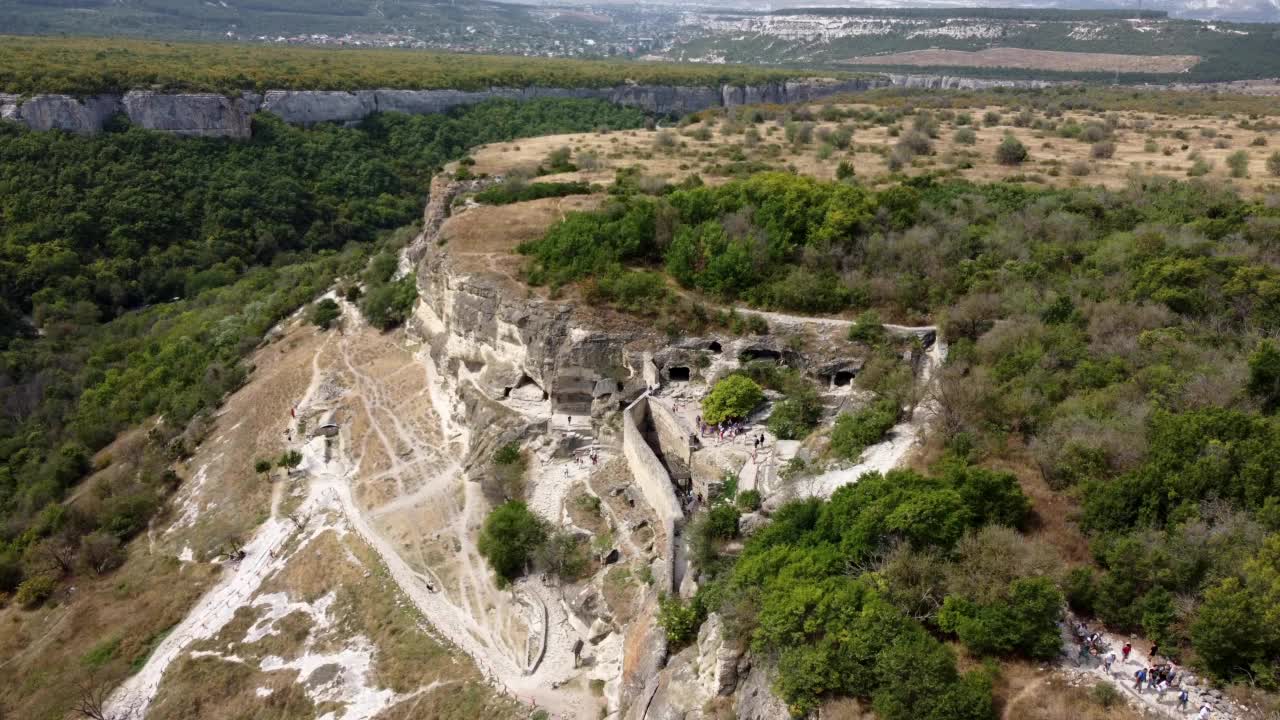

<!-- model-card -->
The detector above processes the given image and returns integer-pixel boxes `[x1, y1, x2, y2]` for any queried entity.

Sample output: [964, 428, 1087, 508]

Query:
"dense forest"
[519, 167, 1280, 705]
[0, 97, 645, 599]
[0, 35, 811, 95]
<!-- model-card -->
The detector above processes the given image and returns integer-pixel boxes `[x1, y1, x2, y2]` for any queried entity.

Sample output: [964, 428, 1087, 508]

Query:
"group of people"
[1075, 621, 1213, 717]
[695, 414, 760, 446]
[574, 450, 599, 466]
[1070, 620, 1208, 712]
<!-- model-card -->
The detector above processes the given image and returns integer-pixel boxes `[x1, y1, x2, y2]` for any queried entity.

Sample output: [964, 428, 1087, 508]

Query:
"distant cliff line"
[0, 75, 1057, 137]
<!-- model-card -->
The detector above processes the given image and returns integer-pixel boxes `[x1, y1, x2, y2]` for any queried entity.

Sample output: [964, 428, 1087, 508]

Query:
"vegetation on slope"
[523, 167, 1280, 693]
[0, 97, 645, 602]
[664, 463, 1038, 717]
[0, 35, 818, 95]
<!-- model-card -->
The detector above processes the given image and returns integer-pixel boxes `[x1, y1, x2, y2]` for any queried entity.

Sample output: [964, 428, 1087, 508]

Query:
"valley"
[2, 44, 1280, 720]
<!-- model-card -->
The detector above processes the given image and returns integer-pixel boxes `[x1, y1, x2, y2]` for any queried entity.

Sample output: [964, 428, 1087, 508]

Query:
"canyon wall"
[0, 76, 906, 137]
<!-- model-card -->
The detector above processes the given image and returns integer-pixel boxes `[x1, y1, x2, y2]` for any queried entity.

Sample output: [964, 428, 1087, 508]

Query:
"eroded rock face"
[16, 94, 122, 133]
[0, 77, 906, 137]
[884, 73, 1059, 90]
[260, 90, 378, 126]
[122, 91, 261, 137]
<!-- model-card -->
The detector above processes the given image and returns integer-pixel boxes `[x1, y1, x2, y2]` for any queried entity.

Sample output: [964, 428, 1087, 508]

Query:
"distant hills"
[2, 0, 1279, 83]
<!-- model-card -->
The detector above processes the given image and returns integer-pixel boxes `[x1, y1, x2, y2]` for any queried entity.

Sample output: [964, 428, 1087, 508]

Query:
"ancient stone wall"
[622, 395, 682, 592]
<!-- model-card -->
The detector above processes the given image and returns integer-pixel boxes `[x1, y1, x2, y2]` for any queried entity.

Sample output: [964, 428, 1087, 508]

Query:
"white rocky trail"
[310, 320, 601, 719]
[1060, 618, 1241, 720]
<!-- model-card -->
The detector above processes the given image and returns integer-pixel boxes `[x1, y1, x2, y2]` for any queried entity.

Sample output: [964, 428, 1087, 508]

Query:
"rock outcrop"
[0, 76, 900, 138]
[884, 73, 1061, 90]
[122, 91, 260, 138]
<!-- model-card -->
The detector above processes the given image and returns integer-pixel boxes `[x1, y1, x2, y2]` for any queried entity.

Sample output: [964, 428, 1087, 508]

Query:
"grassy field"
[460, 100, 1280, 201]
[0, 35, 823, 95]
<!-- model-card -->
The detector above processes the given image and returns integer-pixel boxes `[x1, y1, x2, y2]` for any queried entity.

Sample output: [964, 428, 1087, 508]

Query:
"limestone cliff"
[0, 76, 900, 137]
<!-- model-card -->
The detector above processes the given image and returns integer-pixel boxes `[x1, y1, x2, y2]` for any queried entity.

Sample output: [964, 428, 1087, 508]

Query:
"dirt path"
[303, 317, 599, 720]
[1059, 618, 1239, 720]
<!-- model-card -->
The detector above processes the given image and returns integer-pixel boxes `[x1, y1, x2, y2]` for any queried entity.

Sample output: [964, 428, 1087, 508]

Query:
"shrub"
[953, 127, 976, 145]
[308, 298, 341, 329]
[1090, 683, 1123, 708]
[1226, 150, 1250, 178]
[277, 450, 303, 468]
[898, 130, 934, 157]
[494, 442, 521, 465]
[1064, 566, 1098, 615]
[706, 504, 740, 539]
[1187, 157, 1213, 177]
[1251, 135, 1268, 147]
[768, 385, 822, 440]
[364, 251, 399, 285]
[1248, 339, 1280, 412]
[848, 310, 886, 344]
[830, 398, 898, 460]
[1068, 159, 1092, 177]
[938, 576, 1064, 659]
[78, 531, 125, 574]
[475, 180, 592, 205]
[702, 375, 764, 425]
[995, 136, 1028, 166]
[1090, 141, 1116, 159]
[737, 489, 762, 511]
[477, 501, 547, 583]
[983, 111, 1001, 127]
[543, 146, 575, 173]
[836, 160, 856, 180]
[1270, 151, 1280, 177]
[360, 276, 418, 329]
[15, 574, 56, 608]
[658, 594, 704, 647]
[254, 459, 272, 473]
[1144, 138, 1159, 153]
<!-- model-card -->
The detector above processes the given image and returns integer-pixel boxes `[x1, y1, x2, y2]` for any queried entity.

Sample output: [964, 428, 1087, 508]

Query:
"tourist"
[1178, 689, 1190, 711]
[1134, 667, 1147, 692]
[1122, 641, 1132, 663]
[1104, 651, 1116, 673]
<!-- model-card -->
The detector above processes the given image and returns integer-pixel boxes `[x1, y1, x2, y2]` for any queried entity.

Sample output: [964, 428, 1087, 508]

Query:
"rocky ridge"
[0, 74, 1063, 137]
[0, 79, 883, 137]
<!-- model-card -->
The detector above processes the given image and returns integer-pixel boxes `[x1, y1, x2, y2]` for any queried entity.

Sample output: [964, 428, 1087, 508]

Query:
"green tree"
[1249, 339, 1280, 412]
[938, 577, 1063, 659]
[702, 375, 764, 425]
[308, 298, 341, 329]
[478, 501, 547, 583]
[1191, 577, 1266, 681]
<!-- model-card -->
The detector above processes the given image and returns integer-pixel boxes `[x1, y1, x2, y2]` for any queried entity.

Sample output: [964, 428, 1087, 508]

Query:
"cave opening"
[740, 348, 781, 362]
[669, 366, 691, 382]
[834, 370, 855, 387]
[707, 341, 722, 354]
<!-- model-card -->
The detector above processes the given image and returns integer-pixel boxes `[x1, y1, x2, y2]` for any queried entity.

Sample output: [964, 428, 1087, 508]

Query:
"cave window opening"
[669, 366, 691, 382]
[740, 349, 781, 363]
[707, 341, 722, 354]
[834, 370, 855, 387]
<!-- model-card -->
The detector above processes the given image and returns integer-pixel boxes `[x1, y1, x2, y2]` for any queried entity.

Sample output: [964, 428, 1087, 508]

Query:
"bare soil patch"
[441, 194, 603, 277]
[843, 47, 1200, 74]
